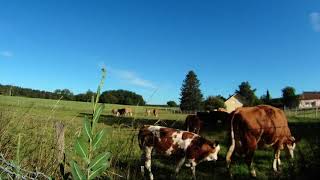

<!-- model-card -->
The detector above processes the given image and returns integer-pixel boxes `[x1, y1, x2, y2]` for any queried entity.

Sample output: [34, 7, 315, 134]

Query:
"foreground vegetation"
[0, 95, 319, 179]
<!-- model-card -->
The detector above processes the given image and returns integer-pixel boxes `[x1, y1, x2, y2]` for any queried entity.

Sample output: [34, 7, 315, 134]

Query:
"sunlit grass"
[0, 95, 319, 179]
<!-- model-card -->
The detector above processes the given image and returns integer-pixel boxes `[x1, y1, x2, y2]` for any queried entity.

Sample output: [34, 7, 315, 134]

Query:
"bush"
[203, 96, 226, 111]
[167, 101, 178, 107]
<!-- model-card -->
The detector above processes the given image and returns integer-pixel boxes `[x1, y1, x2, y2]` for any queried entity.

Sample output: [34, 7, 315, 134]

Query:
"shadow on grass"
[111, 156, 230, 180]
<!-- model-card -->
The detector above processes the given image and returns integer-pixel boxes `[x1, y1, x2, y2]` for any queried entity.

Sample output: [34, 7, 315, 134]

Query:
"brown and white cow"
[111, 109, 119, 116]
[117, 107, 133, 116]
[226, 105, 296, 177]
[185, 115, 202, 134]
[138, 125, 220, 180]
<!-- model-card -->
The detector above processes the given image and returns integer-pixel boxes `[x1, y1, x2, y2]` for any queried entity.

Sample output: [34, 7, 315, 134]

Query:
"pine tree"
[261, 89, 272, 105]
[180, 71, 203, 111]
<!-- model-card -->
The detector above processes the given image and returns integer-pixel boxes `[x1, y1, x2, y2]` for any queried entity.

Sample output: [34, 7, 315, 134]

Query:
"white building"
[224, 94, 246, 113]
[299, 92, 320, 109]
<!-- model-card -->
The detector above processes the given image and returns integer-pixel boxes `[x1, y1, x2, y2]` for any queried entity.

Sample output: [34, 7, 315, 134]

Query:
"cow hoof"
[229, 173, 233, 179]
[250, 170, 256, 178]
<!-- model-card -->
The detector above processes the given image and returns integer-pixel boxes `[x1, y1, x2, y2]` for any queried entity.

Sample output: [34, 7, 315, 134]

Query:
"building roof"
[300, 92, 320, 100]
[225, 93, 247, 104]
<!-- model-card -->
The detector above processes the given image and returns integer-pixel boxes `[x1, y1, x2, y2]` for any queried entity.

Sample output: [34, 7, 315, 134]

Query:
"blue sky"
[0, 0, 319, 104]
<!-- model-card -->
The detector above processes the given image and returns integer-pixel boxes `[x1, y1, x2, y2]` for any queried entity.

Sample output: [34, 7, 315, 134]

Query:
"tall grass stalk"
[70, 68, 111, 180]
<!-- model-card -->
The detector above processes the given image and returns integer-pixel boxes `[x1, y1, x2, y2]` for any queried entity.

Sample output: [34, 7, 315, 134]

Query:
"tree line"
[179, 70, 300, 112]
[0, 84, 146, 105]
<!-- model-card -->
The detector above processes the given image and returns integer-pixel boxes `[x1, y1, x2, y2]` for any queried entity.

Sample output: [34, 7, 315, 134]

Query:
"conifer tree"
[180, 71, 203, 111]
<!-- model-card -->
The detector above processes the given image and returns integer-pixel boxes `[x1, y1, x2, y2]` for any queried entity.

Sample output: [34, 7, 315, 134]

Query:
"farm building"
[299, 91, 320, 109]
[224, 94, 246, 113]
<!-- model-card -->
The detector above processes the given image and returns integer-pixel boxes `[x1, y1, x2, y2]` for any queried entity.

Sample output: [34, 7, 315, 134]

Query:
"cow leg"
[186, 159, 197, 180]
[143, 146, 154, 180]
[226, 141, 235, 177]
[175, 157, 186, 175]
[245, 151, 256, 177]
[190, 166, 196, 180]
[273, 149, 281, 172]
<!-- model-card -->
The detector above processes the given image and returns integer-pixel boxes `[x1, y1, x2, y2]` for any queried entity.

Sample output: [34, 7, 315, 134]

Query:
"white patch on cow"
[165, 146, 174, 155]
[185, 158, 197, 167]
[147, 126, 162, 140]
[171, 131, 197, 150]
[206, 144, 220, 161]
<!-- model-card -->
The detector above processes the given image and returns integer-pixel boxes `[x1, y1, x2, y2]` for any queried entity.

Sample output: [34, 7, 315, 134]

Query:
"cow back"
[232, 105, 292, 147]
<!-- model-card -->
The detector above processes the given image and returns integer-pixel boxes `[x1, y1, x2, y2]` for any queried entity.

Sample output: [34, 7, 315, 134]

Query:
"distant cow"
[117, 108, 133, 117]
[138, 125, 220, 180]
[226, 105, 296, 177]
[111, 109, 119, 116]
[152, 109, 159, 117]
[145, 109, 151, 116]
[185, 115, 202, 134]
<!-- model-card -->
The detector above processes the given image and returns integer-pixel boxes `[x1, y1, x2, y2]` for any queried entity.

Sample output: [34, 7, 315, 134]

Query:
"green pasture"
[0, 95, 319, 179]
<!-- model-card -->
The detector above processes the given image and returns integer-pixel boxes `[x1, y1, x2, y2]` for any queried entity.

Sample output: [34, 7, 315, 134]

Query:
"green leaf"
[71, 161, 86, 180]
[83, 116, 92, 140]
[93, 129, 105, 151]
[75, 138, 88, 160]
[91, 95, 95, 110]
[93, 104, 104, 124]
[89, 152, 111, 171]
[88, 163, 107, 180]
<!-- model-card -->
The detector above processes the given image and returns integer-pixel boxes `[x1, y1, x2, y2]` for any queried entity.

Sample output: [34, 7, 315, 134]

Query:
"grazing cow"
[226, 105, 296, 177]
[138, 125, 220, 180]
[185, 115, 202, 134]
[146, 109, 151, 116]
[111, 109, 119, 116]
[152, 109, 159, 117]
[117, 108, 133, 116]
[125, 107, 133, 116]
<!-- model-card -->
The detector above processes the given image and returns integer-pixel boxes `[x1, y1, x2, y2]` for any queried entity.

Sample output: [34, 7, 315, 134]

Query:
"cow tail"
[226, 111, 236, 167]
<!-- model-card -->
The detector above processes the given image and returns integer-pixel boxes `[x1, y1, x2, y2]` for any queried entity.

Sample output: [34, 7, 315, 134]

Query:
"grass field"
[0, 95, 319, 179]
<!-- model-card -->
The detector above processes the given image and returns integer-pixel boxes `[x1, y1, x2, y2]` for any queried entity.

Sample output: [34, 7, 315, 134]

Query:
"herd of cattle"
[138, 105, 297, 179]
[111, 107, 159, 117]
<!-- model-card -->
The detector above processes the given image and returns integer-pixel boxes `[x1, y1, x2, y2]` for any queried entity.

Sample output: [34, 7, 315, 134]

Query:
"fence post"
[55, 122, 65, 163]
[316, 107, 318, 118]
